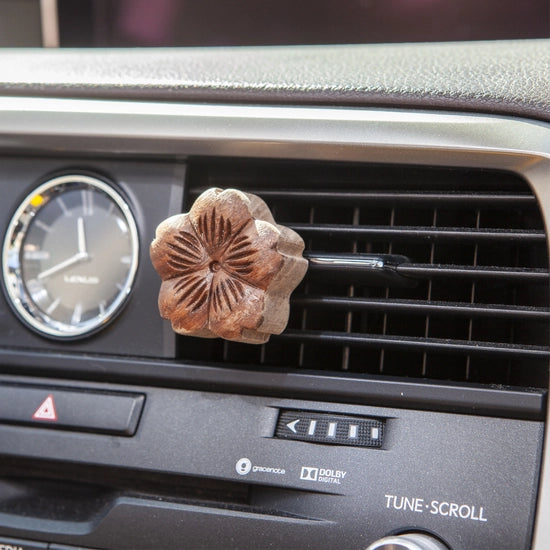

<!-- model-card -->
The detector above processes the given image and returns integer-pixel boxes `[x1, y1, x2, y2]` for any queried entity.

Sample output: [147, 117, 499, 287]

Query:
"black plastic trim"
[396, 263, 549, 282]
[0, 348, 544, 420]
[278, 329, 550, 359]
[237, 190, 538, 207]
[291, 223, 546, 244]
[292, 296, 550, 321]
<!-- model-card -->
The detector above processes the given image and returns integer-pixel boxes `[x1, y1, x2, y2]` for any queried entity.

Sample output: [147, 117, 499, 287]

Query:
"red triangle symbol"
[32, 394, 58, 421]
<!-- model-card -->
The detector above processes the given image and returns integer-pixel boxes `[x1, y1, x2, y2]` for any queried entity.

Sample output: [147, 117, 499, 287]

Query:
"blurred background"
[1, 0, 548, 48]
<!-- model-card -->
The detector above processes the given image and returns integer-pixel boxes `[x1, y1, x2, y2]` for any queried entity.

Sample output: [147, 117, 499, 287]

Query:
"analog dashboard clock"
[2, 174, 139, 339]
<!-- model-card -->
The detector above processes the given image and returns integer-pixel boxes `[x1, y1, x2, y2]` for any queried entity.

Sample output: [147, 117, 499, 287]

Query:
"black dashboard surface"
[0, 40, 548, 122]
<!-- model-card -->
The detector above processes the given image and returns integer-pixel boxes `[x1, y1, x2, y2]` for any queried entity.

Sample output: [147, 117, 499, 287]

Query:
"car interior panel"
[0, 2, 549, 549]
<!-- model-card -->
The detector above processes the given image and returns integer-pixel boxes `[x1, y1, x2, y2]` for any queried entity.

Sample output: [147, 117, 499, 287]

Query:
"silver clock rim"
[2, 173, 140, 339]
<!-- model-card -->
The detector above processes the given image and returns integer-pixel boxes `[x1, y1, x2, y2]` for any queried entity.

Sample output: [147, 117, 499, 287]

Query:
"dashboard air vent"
[181, 161, 550, 389]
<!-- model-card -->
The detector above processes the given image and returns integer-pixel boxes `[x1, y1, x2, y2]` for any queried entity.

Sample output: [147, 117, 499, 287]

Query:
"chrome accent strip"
[304, 253, 414, 287]
[307, 255, 386, 268]
[39, 0, 59, 48]
[0, 97, 547, 167]
[0, 97, 547, 548]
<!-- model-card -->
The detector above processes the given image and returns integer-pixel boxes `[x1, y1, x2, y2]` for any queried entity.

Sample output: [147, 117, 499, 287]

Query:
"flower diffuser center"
[209, 261, 222, 272]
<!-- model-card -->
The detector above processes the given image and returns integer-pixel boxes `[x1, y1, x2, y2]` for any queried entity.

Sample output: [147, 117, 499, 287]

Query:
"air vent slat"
[290, 224, 545, 244]
[184, 161, 550, 392]
[305, 255, 548, 283]
[205, 189, 536, 207]
[277, 330, 550, 359]
[396, 264, 548, 282]
[292, 296, 550, 321]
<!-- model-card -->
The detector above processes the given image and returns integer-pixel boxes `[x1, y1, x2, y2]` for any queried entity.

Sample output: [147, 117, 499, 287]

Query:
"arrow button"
[286, 419, 300, 434]
[276, 410, 385, 448]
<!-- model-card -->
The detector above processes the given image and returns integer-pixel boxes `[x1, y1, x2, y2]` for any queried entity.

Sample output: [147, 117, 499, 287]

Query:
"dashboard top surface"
[0, 40, 548, 123]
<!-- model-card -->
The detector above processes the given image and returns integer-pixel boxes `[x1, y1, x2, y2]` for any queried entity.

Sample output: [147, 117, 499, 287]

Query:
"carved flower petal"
[150, 213, 207, 281]
[158, 269, 214, 337]
[222, 219, 284, 290]
[207, 270, 266, 341]
[189, 188, 255, 254]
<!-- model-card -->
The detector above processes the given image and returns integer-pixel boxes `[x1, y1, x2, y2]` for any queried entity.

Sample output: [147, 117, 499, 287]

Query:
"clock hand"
[38, 217, 90, 280]
[37, 251, 88, 281]
[77, 216, 87, 255]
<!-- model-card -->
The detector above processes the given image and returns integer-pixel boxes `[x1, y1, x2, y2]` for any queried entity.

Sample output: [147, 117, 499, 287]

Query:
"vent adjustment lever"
[305, 252, 415, 287]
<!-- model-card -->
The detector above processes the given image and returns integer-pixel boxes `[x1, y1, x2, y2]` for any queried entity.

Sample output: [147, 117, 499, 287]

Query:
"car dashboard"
[0, 40, 548, 550]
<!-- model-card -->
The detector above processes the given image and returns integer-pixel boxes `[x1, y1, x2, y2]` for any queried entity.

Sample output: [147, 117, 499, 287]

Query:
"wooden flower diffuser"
[150, 188, 308, 344]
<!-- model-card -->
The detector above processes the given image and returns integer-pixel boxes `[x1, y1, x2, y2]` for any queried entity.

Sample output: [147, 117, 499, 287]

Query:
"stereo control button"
[366, 533, 449, 550]
[276, 410, 384, 448]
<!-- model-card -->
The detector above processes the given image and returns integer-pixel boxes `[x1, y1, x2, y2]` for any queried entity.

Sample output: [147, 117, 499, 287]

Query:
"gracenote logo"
[235, 458, 252, 475]
[235, 457, 286, 476]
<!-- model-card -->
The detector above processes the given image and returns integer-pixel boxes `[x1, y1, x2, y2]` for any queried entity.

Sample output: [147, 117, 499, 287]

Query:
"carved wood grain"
[150, 188, 308, 344]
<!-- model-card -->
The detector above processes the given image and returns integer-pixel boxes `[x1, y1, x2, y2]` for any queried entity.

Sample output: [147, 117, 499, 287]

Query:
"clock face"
[2, 174, 139, 339]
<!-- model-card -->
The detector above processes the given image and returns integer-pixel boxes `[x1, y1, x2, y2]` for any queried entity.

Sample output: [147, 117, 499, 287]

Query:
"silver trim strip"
[0, 97, 547, 548]
[0, 97, 548, 166]
[39, 0, 59, 48]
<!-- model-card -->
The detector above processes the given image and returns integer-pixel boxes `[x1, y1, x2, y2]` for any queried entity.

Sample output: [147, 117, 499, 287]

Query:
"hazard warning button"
[0, 384, 144, 436]
[32, 394, 58, 421]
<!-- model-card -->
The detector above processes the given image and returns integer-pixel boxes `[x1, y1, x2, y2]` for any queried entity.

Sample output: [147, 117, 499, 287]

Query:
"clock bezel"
[2, 173, 140, 339]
